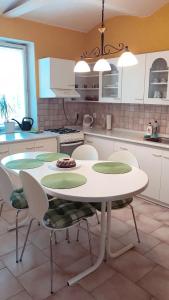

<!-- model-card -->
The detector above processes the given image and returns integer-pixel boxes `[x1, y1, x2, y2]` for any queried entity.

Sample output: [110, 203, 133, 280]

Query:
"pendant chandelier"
[74, 0, 138, 73]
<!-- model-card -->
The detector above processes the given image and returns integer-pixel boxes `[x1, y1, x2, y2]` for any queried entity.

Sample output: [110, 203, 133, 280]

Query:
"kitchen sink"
[144, 136, 169, 144]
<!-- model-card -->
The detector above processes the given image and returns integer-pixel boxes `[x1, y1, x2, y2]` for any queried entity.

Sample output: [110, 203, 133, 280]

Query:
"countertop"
[0, 131, 59, 144]
[83, 127, 169, 150]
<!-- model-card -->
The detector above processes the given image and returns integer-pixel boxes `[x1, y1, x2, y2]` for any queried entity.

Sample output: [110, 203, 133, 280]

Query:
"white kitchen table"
[1, 152, 148, 285]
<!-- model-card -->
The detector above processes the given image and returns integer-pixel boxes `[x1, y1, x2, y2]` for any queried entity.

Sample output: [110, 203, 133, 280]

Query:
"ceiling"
[1, 0, 169, 32]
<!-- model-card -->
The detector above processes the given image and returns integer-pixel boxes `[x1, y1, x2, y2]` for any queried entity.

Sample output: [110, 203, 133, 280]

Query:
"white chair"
[0, 166, 28, 262]
[72, 144, 99, 160]
[108, 150, 139, 168]
[92, 150, 140, 243]
[19, 171, 96, 294]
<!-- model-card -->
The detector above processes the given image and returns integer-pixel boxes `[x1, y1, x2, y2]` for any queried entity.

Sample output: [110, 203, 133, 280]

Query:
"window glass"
[0, 43, 27, 124]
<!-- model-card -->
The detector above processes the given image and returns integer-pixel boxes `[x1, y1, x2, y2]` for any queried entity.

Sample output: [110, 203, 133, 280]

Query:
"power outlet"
[93, 112, 97, 119]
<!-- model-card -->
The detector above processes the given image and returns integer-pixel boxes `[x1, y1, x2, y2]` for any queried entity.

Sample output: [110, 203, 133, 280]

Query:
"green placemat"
[5, 159, 44, 170]
[41, 172, 87, 189]
[36, 152, 69, 162]
[92, 162, 132, 174]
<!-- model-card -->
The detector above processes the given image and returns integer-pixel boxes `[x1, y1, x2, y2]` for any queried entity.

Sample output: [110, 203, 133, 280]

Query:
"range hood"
[50, 88, 80, 98]
[39, 57, 80, 98]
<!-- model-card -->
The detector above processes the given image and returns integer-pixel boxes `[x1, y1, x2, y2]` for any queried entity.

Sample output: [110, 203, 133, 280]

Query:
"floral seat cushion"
[44, 201, 96, 229]
[10, 188, 28, 210]
[91, 198, 133, 211]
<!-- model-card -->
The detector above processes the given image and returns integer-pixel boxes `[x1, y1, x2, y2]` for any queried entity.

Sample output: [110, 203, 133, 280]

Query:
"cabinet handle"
[163, 156, 169, 160]
[26, 147, 34, 150]
[152, 154, 162, 157]
[120, 147, 128, 150]
[135, 98, 143, 101]
[36, 146, 44, 149]
[0, 150, 8, 155]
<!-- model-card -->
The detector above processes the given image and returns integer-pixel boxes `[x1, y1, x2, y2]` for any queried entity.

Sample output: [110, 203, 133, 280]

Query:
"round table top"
[1, 152, 148, 203]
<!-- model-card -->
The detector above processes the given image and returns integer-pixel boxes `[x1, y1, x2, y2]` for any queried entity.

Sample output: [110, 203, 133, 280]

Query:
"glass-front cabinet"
[99, 58, 122, 103]
[75, 63, 99, 101]
[144, 51, 169, 104]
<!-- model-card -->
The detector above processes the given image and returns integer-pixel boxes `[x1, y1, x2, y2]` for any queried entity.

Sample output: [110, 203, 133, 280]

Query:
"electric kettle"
[83, 114, 94, 128]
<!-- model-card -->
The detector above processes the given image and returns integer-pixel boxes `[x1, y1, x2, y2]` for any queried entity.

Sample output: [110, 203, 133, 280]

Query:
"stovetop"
[47, 128, 80, 135]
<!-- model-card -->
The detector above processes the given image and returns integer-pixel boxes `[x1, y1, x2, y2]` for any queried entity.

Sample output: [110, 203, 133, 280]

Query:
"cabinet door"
[159, 150, 169, 204]
[9, 141, 35, 154]
[99, 58, 122, 103]
[35, 138, 57, 152]
[51, 58, 75, 90]
[0, 144, 9, 161]
[136, 146, 162, 200]
[144, 51, 169, 105]
[85, 135, 114, 160]
[122, 54, 146, 103]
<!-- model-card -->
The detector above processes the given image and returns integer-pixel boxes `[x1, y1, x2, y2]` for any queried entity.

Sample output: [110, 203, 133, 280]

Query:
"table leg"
[67, 201, 107, 286]
[106, 200, 134, 258]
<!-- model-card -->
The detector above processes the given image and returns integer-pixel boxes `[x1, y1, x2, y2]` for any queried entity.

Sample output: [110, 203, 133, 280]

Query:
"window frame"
[0, 40, 29, 123]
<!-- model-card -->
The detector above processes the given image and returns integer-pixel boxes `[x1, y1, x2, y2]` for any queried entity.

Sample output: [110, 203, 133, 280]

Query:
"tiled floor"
[1, 197, 169, 300]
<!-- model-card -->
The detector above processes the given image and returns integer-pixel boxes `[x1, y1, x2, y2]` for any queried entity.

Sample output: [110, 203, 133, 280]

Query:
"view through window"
[0, 42, 27, 125]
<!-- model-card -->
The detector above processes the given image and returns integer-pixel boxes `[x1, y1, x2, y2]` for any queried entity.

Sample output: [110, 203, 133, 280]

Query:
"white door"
[35, 139, 57, 152]
[122, 54, 146, 104]
[159, 150, 169, 204]
[85, 135, 114, 160]
[99, 58, 122, 103]
[144, 51, 169, 105]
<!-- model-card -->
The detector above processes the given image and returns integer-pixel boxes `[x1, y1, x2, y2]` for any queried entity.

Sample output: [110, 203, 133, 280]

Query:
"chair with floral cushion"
[19, 170, 96, 294]
[0, 166, 28, 263]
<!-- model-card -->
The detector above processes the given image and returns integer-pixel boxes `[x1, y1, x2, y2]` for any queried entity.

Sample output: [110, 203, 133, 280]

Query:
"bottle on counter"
[145, 122, 153, 137]
[152, 120, 160, 137]
[106, 114, 112, 130]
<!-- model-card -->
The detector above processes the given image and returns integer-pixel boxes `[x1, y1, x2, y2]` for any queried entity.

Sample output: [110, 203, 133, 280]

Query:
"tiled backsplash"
[38, 99, 169, 134]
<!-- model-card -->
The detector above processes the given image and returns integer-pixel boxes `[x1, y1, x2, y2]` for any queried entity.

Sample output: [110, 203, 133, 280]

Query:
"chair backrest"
[20, 171, 49, 222]
[108, 150, 139, 168]
[0, 166, 14, 205]
[72, 144, 99, 160]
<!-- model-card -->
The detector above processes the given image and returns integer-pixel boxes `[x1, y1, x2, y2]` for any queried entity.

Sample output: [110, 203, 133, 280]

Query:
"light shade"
[93, 58, 111, 72]
[117, 50, 138, 67]
[74, 60, 90, 73]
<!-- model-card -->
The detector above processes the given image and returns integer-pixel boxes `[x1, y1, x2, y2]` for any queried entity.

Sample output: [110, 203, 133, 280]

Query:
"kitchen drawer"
[9, 141, 35, 154]
[35, 138, 57, 152]
[0, 144, 9, 160]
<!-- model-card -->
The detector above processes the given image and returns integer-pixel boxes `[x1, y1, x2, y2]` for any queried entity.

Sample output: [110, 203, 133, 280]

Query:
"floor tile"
[79, 263, 116, 292]
[145, 242, 169, 270]
[119, 229, 160, 254]
[29, 228, 66, 250]
[138, 265, 169, 300]
[110, 206, 138, 222]
[46, 285, 95, 300]
[0, 268, 23, 300]
[0, 231, 27, 256]
[2, 244, 49, 277]
[133, 201, 166, 217]
[0, 260, 5, 271]
[152, 211, 169, 224]
[18, 262, 69, 300]
[92, 273, 150, 300]
[0, 219, 9, 236]
[151, 225, 169, 244]
[108, 250, 156, 282]
[43, 240, 88, 269]
[8, 291, 33, 300]
[127, 214, 162, 234]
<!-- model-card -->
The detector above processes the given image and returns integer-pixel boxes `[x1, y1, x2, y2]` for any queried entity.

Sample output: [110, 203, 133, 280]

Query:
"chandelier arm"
[82, 47, 101, 59]
[103, 43, 126, 55]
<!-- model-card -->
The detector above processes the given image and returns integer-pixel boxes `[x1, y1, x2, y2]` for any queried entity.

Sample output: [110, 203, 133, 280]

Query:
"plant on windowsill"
[0, 96, 15, 133]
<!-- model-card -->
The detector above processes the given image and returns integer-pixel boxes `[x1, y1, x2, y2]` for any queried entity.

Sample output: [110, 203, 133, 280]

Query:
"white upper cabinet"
[39, 58, 79, 98]
[99, 58, 122, 103]
[122, 54, 146, 104]
[144, 51, 169, 105]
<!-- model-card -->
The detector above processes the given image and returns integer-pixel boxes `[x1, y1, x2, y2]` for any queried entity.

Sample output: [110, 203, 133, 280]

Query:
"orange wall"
[85, 3, 169, 57]
[0, 16, 85, 95]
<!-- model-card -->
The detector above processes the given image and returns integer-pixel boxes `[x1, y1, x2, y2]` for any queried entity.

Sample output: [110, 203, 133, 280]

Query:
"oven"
[60, 140, 84, 156]
[46, 128, 84, 156]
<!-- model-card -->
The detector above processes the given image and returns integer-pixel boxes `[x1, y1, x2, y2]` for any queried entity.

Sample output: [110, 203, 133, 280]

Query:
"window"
[0, 42, 28, 124]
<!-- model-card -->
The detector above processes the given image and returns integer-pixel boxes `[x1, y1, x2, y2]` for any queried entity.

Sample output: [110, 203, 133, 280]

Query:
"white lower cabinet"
[85, 135, 114, 160]
[160, 151, 169, 204]
[9, 141, 35, 154]
[35, 138, 57, 152]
